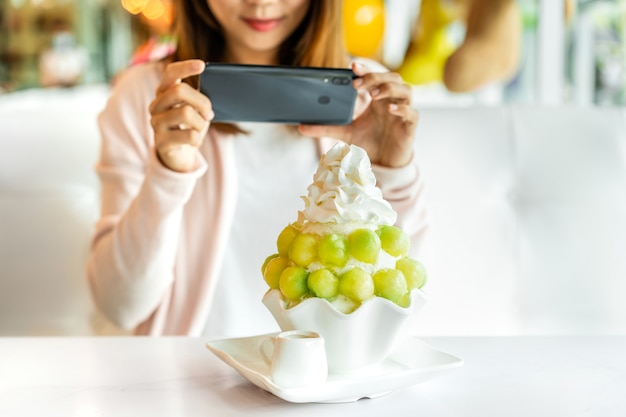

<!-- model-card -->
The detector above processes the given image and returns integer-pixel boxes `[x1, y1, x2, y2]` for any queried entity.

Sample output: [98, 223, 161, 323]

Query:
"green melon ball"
[396, 257, 427, 289]
[338, 267, 374, 302]
[279, 266, 310, 301]
[373, 268, 408, 304]
[378, 225, 410, 257]
[261, 253, 279, 276]
[348, 229, 381, 264]
[308, 268, 339, 299]
[289, 233, 318, 267]
[318, 233, 348, 267]
[277, 223, 300, 257]
[263, 256, 290, 289]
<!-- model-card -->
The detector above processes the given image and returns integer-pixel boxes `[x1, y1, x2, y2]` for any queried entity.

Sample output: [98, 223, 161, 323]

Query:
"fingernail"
[371, 88, 380, 97]
[354, 78, 363, 87]
[389, 103, 398, 111]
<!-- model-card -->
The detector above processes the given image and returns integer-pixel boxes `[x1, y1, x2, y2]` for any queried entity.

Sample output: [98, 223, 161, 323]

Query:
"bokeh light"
[121, 0, 172, 22]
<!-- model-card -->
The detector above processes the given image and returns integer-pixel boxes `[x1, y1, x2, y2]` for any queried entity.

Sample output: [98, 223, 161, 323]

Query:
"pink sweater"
[87, 62, 428, 336]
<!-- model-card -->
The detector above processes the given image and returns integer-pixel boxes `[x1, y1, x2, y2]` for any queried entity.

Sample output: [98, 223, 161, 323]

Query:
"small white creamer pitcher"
[259, 330, 328, 388]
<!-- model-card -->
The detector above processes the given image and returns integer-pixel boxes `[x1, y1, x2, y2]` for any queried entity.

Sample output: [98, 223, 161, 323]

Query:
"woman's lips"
[242, 18, 282, 32]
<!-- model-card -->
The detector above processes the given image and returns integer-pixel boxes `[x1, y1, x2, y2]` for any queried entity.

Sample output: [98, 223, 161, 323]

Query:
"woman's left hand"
[298, 62, 418, 168]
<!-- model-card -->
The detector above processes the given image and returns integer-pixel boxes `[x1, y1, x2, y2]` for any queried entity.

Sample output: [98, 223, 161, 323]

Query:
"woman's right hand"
[149, 59, 214, 172]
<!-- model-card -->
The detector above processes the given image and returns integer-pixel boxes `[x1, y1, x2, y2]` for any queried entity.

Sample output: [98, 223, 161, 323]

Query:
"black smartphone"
[198, 63, 357, 125]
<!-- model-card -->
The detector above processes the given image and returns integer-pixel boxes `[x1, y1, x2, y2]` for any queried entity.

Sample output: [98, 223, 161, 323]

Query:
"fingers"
[151, 104, 210, 135]
[155, 126, 207, 149]
[352, 62, 413, 105]
[150, 60, 213, 120]
[157, 59, 206, 94]
[149, 59, 213, 144]
[368, 80, 413, 104]
[150, 82, 214, 120]
[388, 103, 419, 126]
[150, 60, 212, 172]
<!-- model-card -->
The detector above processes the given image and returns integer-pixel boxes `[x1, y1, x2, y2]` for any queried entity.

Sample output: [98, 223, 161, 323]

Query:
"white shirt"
[204, 123, 319, 339]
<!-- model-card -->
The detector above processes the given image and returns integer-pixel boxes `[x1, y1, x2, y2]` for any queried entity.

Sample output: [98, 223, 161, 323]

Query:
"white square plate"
[206, 333, 463, 403]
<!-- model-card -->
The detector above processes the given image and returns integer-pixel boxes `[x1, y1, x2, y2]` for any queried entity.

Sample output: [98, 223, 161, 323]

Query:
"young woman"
[87, 0, 427, 337]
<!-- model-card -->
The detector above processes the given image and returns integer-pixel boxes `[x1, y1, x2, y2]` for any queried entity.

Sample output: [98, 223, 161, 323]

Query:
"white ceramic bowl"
[262, 289, 427, 373]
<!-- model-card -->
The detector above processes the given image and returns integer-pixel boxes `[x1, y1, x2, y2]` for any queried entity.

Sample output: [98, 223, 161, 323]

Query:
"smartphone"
[198, 63, 357, 125]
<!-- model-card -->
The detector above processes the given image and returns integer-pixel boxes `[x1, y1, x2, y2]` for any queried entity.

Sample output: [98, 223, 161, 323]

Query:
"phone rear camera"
[332, 77, 351, 85]
[318, 96, 330, 104]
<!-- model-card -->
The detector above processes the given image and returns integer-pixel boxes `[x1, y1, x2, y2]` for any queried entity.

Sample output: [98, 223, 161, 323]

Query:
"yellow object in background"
[398, 0, 462, 85]
[342, 0, 386, 58]
[398, 28, 456, 86]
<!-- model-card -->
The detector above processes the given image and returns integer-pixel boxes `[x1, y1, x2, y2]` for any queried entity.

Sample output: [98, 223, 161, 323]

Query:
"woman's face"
[207, 0, 310, 65]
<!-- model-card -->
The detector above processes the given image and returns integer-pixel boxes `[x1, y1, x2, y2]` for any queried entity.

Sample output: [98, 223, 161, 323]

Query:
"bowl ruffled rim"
[262, 288, 427, 320]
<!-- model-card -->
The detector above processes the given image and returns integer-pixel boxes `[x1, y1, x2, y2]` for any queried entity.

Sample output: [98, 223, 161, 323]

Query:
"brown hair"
[172, 0, 347, 134]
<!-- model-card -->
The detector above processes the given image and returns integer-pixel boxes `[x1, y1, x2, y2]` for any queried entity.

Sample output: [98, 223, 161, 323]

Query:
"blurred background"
[0, 0, 625, 107]
[2, 1, 626, 337]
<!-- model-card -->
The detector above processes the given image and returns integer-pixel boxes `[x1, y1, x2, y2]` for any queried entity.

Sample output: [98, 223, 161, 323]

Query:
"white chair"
[0, 86, 114, 335]
[2, 85, 625, 337]
[414, 106, 626, 335]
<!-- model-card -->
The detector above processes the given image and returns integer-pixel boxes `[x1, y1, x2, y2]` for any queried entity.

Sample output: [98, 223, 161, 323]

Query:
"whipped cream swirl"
[299, 143, 397, 226]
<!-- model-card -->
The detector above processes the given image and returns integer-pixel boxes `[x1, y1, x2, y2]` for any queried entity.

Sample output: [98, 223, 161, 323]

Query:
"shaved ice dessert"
[261, 142, 427, 314]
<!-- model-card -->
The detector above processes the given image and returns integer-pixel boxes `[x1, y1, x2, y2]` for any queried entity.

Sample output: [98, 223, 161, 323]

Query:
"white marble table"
[1, 336, 624, 417]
